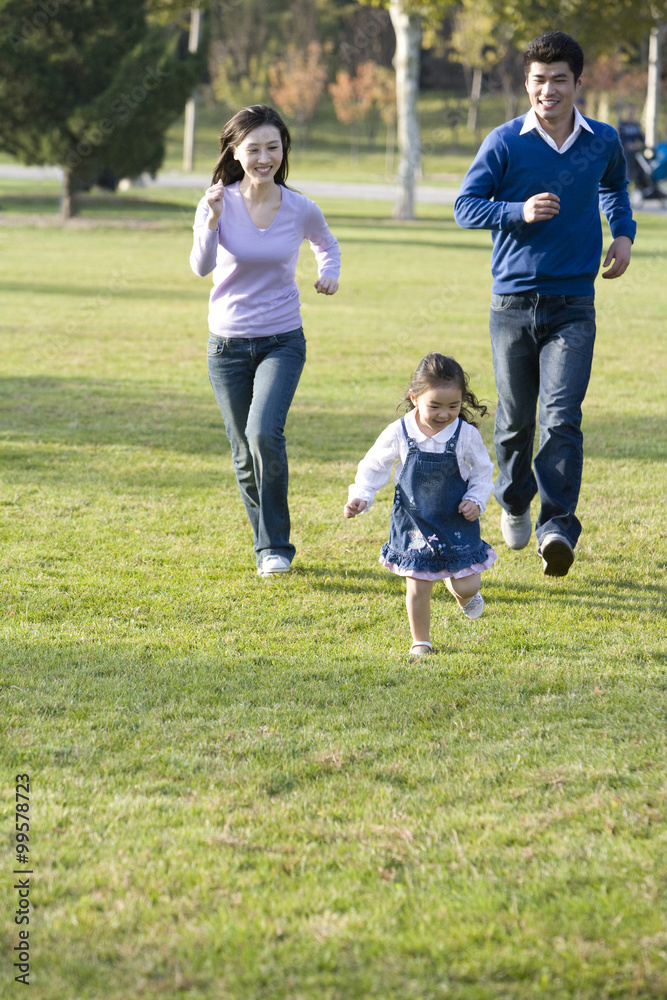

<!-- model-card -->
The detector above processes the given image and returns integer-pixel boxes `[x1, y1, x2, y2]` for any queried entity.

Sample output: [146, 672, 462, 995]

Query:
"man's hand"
[523, 192, 560, 223]
[458, 499, 481, 522]
[601, 236, 632, 279]
[344, 498, 367, 518]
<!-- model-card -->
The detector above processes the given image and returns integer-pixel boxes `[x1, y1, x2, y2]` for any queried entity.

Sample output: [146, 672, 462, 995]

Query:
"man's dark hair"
[524, 31, 584, 81]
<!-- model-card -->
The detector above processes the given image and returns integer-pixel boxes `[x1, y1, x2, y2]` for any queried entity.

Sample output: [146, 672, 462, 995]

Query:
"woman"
[190, 105, 340, 576]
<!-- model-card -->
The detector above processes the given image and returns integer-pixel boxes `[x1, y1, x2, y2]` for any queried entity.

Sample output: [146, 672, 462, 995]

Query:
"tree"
[368, 0, 667, 219]
[0, 0, 204, 218]
[449, 0, 498, 131]
[364, 1, 454, 219]
[329, 68, 368, 157]
[209, 0, 351, 115]
[269, 41, 329, 144]
[329, 60, 396, 160]
[488, 0, 667, 57]
[388, 0, 423, 218]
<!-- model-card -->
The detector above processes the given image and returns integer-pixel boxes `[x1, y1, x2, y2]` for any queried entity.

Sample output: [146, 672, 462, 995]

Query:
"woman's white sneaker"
[258, 554, 291, 577]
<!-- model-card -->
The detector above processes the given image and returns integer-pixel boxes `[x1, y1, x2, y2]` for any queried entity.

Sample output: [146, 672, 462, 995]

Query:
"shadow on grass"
[0, 376, 377, 462]
[0, 192, 197, 221]
[287, 568, 665, 625]
[0, 279, 202, 301]
[1, 377, 665, 465]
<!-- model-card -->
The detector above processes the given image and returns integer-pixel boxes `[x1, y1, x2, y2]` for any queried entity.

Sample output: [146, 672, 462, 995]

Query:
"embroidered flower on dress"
[407, 530, 427, 550]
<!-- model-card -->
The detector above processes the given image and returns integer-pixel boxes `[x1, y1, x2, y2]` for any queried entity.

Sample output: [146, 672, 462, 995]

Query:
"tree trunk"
[497, 59, 517, 121]
[61, 168, 78, 220]
[467, 66, 483, 132]
[389, 0, 421, 220]
[385, 121, 395, 175]
[644, 24, 663, 155]
[183, 7, 202, 172]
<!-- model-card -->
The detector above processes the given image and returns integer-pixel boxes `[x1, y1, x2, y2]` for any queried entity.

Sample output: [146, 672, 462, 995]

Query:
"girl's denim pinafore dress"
[380, 418, 492, 575]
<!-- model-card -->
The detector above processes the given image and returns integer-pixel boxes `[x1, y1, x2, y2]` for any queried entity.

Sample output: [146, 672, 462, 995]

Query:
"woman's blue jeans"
[207, 328, 306, 568]
[489, 293, 596, 549]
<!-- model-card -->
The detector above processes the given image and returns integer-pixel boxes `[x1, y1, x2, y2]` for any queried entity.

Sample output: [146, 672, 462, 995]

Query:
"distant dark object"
[619, 117, 667, 205]
[95, 167, 119, 192]
[629, 143, 667, 205]
[79, 167, 118, 193]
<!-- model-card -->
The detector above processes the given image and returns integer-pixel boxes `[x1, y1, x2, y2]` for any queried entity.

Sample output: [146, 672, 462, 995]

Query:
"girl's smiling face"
[410, 382, 462, 437]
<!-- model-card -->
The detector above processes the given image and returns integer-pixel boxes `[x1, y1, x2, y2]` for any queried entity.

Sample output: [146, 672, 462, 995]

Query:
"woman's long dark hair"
[211, 105, 291, 187]
[401, 353, 489, 428]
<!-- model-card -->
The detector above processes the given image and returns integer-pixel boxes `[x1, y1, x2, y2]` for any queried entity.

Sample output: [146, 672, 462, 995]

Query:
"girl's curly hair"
[401, 353, 489, 428]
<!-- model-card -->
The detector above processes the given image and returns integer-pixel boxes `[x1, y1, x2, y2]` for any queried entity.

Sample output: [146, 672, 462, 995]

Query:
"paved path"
[0, 163, 458, 203]
[2, 164, 664, 212]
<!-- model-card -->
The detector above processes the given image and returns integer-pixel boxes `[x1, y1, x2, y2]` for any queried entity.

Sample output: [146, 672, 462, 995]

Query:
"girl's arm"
[345, 422, 400, 516]
[344, 497, 367, 518]
[458, 423, 495, 513]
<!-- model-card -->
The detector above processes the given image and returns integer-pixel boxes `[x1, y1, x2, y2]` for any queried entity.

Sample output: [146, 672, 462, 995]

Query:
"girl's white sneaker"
[445, 578, 485, 619]
[460, 593, 485, 619]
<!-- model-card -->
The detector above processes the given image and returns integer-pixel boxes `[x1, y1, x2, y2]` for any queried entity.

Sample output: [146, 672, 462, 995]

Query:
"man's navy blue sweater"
[454, 114, 636, 295]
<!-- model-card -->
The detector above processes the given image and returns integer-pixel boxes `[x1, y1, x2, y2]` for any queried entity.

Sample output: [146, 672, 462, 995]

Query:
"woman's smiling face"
[233, 125, 284, 184]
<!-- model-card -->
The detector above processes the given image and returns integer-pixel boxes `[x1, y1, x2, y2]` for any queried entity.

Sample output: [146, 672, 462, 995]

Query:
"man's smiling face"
[525, 60, 581, 134]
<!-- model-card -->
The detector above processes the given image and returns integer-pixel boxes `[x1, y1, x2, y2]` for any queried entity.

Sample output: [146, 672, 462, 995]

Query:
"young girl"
[344, 353, 496, 656]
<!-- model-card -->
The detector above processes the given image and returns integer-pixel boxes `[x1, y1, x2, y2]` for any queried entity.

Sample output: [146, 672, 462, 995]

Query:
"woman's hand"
[314, 276, 338, 295]
[344, 498, 367, 518]
[205, 181, 225, 229]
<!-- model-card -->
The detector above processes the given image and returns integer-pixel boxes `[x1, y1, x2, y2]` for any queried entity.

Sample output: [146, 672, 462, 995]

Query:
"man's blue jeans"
[489, 293, 596, 549]
[207, 329, 306, 568]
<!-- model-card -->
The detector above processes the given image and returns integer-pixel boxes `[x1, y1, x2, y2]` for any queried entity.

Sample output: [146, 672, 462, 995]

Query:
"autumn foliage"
[329, 60, 396, 155]
[269, 41, 328, 134]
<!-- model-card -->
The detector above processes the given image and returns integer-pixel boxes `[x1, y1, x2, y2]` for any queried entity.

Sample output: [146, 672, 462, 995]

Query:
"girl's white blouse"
[348, 410, 495, 513]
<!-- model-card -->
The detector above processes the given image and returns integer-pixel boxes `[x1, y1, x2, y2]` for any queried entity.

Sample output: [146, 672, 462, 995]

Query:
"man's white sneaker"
[539, 534, 574, 577]
[258, 554, 291, 577]
[501, 508, 532, 550]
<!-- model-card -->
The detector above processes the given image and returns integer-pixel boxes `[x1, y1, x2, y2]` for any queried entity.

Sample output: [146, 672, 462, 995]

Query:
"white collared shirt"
[520, 105, 593, 154]
[347, 409, 494, 514]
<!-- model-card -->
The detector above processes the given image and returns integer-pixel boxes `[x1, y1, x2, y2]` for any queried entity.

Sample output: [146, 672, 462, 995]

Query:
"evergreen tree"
[0, 0, 205, 216]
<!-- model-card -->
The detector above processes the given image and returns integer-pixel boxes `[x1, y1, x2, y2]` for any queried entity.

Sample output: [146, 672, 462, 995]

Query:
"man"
[454, 31, 635, 577]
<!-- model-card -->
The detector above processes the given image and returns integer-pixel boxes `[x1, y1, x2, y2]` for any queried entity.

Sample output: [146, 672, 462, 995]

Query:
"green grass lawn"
[1, 189, 666, 999]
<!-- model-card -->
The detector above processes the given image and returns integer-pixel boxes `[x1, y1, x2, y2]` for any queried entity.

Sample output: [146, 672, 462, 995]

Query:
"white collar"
[404, 409, 458, 443]
[521, 105, 593, 151]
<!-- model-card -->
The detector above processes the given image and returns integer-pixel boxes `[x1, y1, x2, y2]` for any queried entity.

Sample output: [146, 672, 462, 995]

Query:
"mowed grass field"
[0, 185, 666, 999]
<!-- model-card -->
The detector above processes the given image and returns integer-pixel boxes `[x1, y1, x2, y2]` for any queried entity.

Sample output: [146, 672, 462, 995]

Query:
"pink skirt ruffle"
[379, 546, 497, 581]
